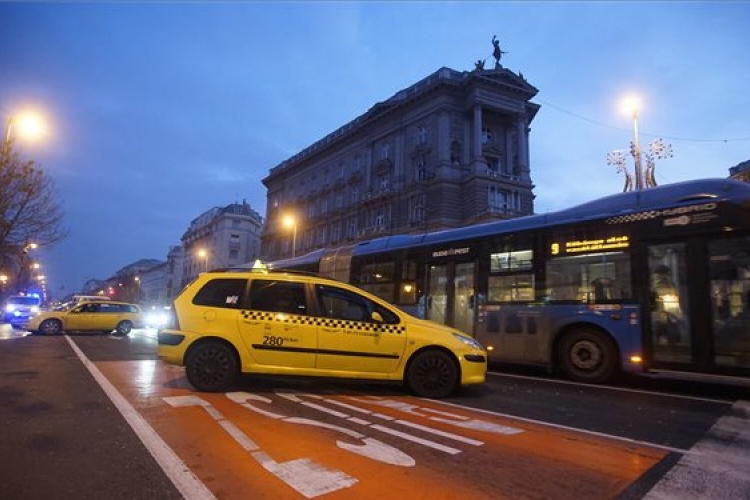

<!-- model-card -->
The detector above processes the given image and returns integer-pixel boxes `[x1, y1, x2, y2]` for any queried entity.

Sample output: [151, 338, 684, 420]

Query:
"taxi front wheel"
[185, 341, 239, 392]
[405, 350, 458, 399]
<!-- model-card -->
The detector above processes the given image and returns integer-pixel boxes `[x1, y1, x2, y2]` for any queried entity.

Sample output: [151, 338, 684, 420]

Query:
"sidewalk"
[643, 399, 750, 500]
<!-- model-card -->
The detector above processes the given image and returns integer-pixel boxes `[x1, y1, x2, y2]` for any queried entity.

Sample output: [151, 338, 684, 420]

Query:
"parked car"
[158, 266, 487, 398]
[25, 300, 143, 336]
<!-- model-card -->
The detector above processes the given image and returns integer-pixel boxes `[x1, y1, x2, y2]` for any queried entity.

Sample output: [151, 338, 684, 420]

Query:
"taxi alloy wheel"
[185, 341, 239, 392]
[39, 319, 63, 335]
[406, 350, 458, 399]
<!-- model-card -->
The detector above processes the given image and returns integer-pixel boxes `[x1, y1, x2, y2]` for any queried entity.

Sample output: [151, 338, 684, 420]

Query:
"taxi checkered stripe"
[241, 310, 406, 334]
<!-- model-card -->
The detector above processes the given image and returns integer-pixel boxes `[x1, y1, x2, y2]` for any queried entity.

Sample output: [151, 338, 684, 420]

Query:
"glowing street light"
[3, 110, 49, 155]
[282, 215, 297, 258]
[197, 249, 209, 272]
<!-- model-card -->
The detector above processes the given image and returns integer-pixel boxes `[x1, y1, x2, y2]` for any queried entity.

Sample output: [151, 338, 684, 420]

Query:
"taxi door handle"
[321, 327, 341, 333]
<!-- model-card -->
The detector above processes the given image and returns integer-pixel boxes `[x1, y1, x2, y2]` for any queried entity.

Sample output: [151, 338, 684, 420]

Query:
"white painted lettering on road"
[163, 395, 357, 498]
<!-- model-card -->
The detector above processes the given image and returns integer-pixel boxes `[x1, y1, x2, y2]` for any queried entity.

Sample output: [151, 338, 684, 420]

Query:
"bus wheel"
[185, 341, 239, 392]
[406, 350, 458, 398]
[559, 328, 618, 383]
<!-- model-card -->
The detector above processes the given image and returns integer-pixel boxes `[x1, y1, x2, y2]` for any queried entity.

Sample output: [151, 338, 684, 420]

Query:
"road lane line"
[64, 335, 216, 500]
[487, 371, 736, 404]
[433, 397, 690, 454]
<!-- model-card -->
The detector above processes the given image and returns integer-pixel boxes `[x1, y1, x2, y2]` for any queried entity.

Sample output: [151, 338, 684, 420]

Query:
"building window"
[351, 186, 360, 204]
[331, 223, 341, 243]
[380, 142, 390, 160]
[482, 126, 493, 145]
[374, 209, 386, 228]
[321, 197, 329, 214]
[416, 125, 428, 145]
[485, 156, 499, 173]
[230, 234, 241, 247]
[415, 156, 428, 181]
[348, 217, 358, 239]
[378, 174, 389, 191]
[335, 192, 344, 210]
[232, 219, 242, 228]
[353, 155, 361, 173]
[229, 249, 239, 259]
[317, 226, 327, 245]
[410, 195, 425, 223]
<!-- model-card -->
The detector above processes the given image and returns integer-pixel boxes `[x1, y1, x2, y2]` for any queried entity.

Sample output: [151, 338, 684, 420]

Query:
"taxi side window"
[193, 278, 247, 309]
[315, 285, 400, 324]
[81, 303, 100, 313]
[248, 280, 307, 315]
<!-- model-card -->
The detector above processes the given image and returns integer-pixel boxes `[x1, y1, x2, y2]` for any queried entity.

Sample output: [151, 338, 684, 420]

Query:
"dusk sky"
[1, 1, 749, 297]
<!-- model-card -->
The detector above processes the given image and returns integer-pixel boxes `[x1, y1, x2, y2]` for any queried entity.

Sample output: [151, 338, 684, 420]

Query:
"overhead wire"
[535, 97, 750, 143]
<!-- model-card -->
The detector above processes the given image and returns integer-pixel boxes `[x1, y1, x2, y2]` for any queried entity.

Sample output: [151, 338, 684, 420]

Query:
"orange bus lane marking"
[96, 359, 674, 500]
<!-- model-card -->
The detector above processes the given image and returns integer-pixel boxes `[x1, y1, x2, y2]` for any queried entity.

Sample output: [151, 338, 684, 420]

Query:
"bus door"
[647, 243, 693, 364]
[454, 262, 476, 335]
[646, 238, 750, 376]
[707, 236, 750, 372]
[426, 264, 449, 325]
[425, 261, 476, 334]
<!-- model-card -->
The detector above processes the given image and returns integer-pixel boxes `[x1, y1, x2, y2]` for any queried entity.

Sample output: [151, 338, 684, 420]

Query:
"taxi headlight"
[452, 333, 485, 350]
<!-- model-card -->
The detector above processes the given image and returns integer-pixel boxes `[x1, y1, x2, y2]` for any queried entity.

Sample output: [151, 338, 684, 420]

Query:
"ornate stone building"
[181, 201, 264, 285]
[261, 64, 539, 260]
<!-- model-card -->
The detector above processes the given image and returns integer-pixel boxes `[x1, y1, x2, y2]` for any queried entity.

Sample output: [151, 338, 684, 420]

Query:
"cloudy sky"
[1, 1, 749, 297]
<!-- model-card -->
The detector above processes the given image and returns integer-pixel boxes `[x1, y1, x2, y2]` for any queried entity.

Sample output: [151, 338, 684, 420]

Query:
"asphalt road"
[1, 324, 748, 499]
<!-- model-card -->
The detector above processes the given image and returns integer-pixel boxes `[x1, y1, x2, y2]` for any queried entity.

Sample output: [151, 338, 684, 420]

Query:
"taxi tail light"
[164, 304, 180, 330]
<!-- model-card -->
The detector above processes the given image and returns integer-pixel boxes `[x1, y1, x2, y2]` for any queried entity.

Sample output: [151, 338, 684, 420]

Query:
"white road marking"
[164, 395, 358, 498]
[227, 392, 416, 467]
[64, 336, 216, 500]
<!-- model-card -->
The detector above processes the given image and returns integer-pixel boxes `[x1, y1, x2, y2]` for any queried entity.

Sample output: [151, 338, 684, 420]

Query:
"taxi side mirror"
[371, 311, 384, 323]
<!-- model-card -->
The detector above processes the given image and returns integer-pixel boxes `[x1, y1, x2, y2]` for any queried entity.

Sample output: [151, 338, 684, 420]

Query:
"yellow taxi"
[158, 267, 487, 398]
[25, 300, 143, 336]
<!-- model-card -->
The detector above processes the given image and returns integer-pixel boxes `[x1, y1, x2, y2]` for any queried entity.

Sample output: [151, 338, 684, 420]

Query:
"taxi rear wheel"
[185, 341, 239, 392]
[39, 319, 62, 335]
[406, 350, 458, 399]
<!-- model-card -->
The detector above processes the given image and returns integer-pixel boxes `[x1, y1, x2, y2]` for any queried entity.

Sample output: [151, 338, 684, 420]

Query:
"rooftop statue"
[492, 35, 506, 68]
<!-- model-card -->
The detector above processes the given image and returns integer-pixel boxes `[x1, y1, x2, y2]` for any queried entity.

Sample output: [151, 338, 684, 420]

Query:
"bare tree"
[0, 139, 67, 291]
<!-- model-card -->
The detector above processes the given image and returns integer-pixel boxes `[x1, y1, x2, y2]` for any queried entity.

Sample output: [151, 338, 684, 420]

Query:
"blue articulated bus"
[268, 178, 750, 384]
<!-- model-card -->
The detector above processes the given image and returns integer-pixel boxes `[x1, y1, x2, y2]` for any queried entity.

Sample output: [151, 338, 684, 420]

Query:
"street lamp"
[197, 249, 209, 272]
[282, 215, 297, 258]
[4, 110, 48, 155]
[609, 95, 673, 192]
[134, 276, 141, 303]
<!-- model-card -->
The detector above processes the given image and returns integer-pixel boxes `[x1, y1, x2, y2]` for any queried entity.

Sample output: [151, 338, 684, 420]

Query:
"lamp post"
[621, 95, 644, 190]
[609, 95, 673, 192]
[282, 215, 297, 258]
[134, 276, 141, 303]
